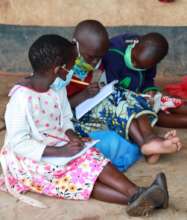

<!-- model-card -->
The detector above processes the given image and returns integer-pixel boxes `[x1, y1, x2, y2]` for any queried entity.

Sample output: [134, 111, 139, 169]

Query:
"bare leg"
[136, 115, 156, 141]
[157, 111, 187, 128]
[92, 181, 129, 204]
[97, 163, 137, 198]
[170, 104, 187, 114]
[92, 164, 168, 217]
[129, 115, 168, 146]
[129, 116, 182, 163]
[142, 130, 181, 155]
[128, 119, 145, 146]
[135, 115, 161, 163]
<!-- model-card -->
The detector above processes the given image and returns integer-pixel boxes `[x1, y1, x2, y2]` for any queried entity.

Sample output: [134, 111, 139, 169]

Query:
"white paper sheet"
[75, 80, 118, 119]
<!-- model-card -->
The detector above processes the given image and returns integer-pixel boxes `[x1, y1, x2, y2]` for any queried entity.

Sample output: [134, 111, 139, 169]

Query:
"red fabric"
[164, 76, 187, 99]
[67, 73, 93, 97]
[160, 96, 184, 113]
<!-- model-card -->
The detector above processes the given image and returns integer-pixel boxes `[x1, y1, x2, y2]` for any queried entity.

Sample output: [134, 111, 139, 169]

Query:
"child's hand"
[68, 134, 92, 146]
[65, 129, 91, 147]
[81, 137, 92, 142]
[66, 130, 83, 145]
[65, 129, 92, 147]
[60, 136, 92, 157]
[61, 141, 84, 157]
[84, 82, 100, 98]
[142, 91, 156, 106]
[146, 91, 157, 98]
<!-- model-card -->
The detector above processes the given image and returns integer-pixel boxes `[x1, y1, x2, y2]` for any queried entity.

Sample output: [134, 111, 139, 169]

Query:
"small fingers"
[70, 141, 84, 147]
[81, 137, 91, 142]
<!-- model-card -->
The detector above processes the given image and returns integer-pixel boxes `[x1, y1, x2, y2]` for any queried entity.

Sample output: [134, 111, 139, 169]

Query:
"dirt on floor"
[0, 72, 187, 220]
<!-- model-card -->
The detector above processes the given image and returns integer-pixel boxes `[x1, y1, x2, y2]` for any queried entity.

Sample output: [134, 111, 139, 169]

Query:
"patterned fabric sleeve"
[5, 90, 46, 161]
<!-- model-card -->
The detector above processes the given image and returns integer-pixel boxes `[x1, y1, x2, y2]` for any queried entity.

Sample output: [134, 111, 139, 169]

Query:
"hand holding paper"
[75, 80, 118, 119]
[42, 139, 100, 166]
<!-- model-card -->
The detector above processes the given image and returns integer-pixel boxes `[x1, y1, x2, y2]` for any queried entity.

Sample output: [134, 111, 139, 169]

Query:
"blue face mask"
[50, 69, 74, 91]
[124, 44, 146, 72]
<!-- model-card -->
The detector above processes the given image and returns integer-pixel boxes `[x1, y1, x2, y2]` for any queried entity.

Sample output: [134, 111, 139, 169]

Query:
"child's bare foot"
[141, 131, 182, 156]
[164, 129, 176, 139]
[164, 130, 182, 151]
[145, 130, 182, 164]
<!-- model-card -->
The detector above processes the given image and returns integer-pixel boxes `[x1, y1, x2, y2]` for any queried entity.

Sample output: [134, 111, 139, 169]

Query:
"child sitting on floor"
[0, 34, 170, 217]
[56, 20, 182, 164]
[102, 31, 187, 128]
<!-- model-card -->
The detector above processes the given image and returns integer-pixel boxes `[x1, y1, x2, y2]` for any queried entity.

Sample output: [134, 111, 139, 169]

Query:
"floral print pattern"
[75, 85, 158, 139]
[0, 86, 109, 204]
[0, 147, 108, 200]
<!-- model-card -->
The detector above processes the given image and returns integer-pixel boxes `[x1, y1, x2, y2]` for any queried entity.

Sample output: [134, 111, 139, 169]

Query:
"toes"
[164, 130, 176, 139]
[169, 130, 176, 137]
[172, 130, 177, 136]
[176, 142, 182, 151]
[164, 132, 170, 139]
[166, 137, 182, 152]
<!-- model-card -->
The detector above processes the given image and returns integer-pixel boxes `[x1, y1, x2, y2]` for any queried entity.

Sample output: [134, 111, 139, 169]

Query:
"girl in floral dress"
[0, 34, 169, 217]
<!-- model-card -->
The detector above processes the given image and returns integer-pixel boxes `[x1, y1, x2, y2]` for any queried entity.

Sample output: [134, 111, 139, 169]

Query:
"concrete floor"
[0, 73, 187, 220]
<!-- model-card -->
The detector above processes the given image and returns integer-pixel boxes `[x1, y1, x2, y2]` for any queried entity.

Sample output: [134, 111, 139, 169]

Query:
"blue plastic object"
[89, 130, 142, 172]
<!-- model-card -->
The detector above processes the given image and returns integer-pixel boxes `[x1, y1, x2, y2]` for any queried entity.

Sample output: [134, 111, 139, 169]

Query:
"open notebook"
[75, 80, 118, 119]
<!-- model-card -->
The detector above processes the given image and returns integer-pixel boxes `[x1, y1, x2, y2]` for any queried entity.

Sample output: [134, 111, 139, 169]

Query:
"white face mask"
[94, 59, 102, 70]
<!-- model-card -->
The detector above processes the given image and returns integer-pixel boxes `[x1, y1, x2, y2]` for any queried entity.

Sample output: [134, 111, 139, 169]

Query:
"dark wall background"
[0, 24, 187, 75]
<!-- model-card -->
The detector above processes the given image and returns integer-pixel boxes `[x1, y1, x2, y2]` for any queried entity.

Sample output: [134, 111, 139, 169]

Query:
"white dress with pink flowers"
[0, 85, 108, 207]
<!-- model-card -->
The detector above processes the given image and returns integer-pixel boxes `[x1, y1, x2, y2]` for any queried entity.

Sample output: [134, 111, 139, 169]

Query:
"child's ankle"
[144, 134, 159, 143]
[146, 154, 160, 164]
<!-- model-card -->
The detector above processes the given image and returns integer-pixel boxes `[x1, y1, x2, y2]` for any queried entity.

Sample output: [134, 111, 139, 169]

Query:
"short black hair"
[74, 19, 108, 36]
[28, 34, 72, 73]
[138, 32, 169, 63]
[74, 19, 108, 43]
